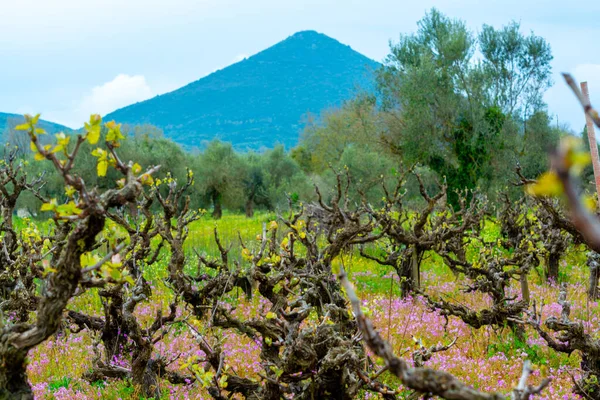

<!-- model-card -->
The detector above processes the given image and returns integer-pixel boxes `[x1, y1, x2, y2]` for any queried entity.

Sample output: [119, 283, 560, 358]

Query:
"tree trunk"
[509, 320, 526, 342]
[131, 345, 160, 399]
[99, 290, 130, 365]
[245, 197, 254, 218]
[101, 328, 128, 365]
[546, 252, 559, 283]
[212, 192, 222, 220]
[397, 246, 422, 298]
[588, 252, 600, 300]
[0, 348, 33, 399]
[0, 204, 17, 268]
[576, 353, 600, 399]
[589, 263, 600, 301]
[411, 245, 420, 289]
[520, 273, 530, 304]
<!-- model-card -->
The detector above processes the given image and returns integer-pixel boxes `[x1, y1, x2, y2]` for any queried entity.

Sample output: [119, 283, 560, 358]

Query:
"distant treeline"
[4, 9, 594, 218]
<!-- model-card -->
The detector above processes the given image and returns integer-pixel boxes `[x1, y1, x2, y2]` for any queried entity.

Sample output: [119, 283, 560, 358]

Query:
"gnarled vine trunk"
[588, 251, 600, 300]
[546, 252, 560, 282]
[397, 246, 423, 297]
[0, 347, 31, 399]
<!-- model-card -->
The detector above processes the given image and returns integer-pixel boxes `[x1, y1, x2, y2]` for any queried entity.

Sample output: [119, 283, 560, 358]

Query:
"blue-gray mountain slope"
[0, 112, 71, 137]
[104, 30, 380, 150]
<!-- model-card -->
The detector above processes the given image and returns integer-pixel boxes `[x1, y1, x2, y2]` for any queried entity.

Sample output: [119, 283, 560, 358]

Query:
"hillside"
[105, 30, 380, 150]
[0, 112, 71, 137]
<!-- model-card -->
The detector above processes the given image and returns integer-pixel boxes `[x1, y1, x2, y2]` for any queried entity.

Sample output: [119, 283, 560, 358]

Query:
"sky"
[1, 0, 600, 133]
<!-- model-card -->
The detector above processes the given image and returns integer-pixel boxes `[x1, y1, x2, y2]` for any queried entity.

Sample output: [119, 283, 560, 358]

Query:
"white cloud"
[39, 74, 168, 128]
[78, 74, 153, 118]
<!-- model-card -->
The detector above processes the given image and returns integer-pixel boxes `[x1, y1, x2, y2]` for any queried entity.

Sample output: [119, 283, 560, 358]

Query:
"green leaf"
[132, 163, 142, 175]
[85, 114, 102, 144]
[105, 121, 124, 145]
[140, 173, 154, 186]
[55, 132, 70, 147]
[86, 124, 100, 144]
[40, 203, 54, 212]
[123, 275, 135, 285]
[97, 160, 108, 177]
[56, 201, 82, 217]
[30, 114, 40, 125]
[91, 148, 105, 158]
[65, 186, 76, 197]
[40, 199, 57, 212]
[80, 252, 100, 268]
[91, 148, 109, 177]
[109, 268, 121, 281]
[266, 311, 277, 320]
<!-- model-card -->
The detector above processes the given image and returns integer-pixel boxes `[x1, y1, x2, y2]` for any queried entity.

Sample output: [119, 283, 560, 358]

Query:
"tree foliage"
[375, 9, 555, 207]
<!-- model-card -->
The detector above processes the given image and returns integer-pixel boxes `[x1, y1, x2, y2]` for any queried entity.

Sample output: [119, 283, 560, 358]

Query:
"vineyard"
[17, 213, 598, 399]
[3, 3, 600, 396]
[2, 96, 600, 400]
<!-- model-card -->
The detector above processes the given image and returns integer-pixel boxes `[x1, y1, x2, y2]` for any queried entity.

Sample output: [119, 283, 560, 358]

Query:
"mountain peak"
[287, 30, 332, 40]
[260, 30, 355, 57]
[105, 32, 380, 150]
[289, 29, 322, 37]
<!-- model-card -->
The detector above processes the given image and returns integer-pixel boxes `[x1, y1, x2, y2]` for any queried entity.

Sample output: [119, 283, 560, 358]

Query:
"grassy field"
[20, 213, 594, 399]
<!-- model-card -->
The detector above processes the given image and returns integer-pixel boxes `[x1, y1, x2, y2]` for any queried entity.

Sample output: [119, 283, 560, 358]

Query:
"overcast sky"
[1, 0, 599, 133]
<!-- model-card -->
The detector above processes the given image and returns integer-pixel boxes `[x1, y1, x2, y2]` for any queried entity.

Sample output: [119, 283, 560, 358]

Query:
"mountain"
[105, 30, 380, 150]
[0, 112, 71, 136]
